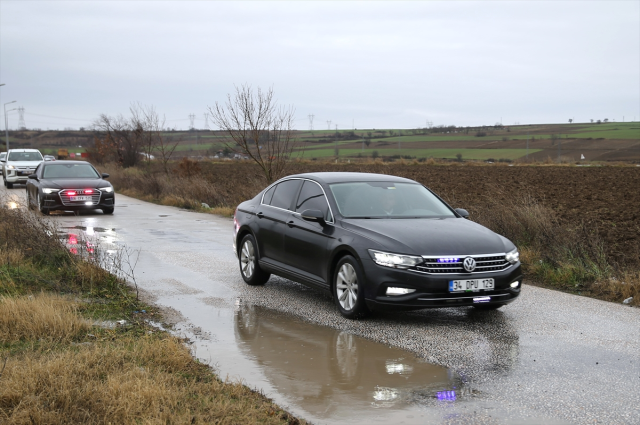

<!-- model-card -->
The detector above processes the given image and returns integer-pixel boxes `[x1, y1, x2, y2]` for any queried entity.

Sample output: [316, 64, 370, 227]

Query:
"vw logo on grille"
[463, 257, 476, 272]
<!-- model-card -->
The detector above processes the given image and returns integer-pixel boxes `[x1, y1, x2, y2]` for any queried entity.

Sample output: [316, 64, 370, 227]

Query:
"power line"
[18, 107, 26, 129]
[24, 112, 93, 122]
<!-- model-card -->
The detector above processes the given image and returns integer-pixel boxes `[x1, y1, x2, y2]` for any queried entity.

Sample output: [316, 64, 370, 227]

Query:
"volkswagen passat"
[233, 172, 522, 319]
[25, 160, 115, 215]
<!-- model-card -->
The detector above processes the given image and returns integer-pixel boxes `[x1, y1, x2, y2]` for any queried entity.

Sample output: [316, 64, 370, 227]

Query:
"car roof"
[43, 160, 92, 165]
[7, 148, 41, 152]
[283, 172, 418, 185]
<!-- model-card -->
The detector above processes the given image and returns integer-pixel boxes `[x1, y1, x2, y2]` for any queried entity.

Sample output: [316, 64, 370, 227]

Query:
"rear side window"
[296, 180, 332, 221]
[269, 179, 302, 210]
[262, 185, 276, 205]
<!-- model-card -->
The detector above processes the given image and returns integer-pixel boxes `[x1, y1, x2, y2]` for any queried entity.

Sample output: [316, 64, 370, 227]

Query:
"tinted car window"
[8, 151, 43, 161]
[262, 185, 276, 205]
[296, 180, 332, 221]
[269, 179, 302, 210]
[43, 164, 100, 179]
[330, 181, 455, 218]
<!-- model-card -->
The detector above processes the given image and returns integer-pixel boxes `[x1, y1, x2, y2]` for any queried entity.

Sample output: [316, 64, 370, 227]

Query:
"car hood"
[341, 217, 513, 256]
[5, 161, 42, 168]
[40, 179, 109, 189]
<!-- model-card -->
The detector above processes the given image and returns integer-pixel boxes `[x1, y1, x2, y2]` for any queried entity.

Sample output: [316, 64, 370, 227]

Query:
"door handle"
[257, 212, 264, 218]
[287, 220, 295, 228]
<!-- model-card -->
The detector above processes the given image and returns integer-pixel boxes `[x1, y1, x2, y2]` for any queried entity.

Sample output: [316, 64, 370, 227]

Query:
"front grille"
[59, 189, 102, 206]
[15, 166, 36, 176]
[414, 254, 511, 274]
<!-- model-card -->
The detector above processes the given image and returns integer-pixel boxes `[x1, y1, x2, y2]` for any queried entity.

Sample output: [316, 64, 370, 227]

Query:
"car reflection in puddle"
[234, 304, 473, 418]
[61, 225, 119, 258]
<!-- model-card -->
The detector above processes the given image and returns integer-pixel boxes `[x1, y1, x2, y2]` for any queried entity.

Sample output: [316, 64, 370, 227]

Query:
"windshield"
[7, 151, 43, 162]
[43, 164, 100, 179]
[330, 181, 456, 219]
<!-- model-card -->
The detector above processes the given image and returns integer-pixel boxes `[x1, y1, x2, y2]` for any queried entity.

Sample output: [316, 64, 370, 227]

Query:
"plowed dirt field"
[203, 163, 640, 267]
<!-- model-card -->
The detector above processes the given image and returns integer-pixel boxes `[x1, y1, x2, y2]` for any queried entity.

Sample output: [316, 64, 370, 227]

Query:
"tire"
[102, 207, 114, 215]
[238, 234, 270, 286]
[27, 191, 35, 210]
[473, 303, 505, 310]
[333, 255, 370, 320]
[37, 192, 50, 215]
[6, 181, 13, 189]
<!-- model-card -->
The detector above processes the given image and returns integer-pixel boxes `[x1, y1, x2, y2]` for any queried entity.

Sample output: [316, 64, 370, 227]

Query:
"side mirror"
[101, 173, 110, 179]
[455, 208, 469, 219]
[300, 209, 326, 224]
[28, 174, 38, 180]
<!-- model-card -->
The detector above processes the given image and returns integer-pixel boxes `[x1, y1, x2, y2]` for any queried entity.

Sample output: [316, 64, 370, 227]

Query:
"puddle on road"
[230, 304, 469, 422]
[60, 226, 120, 257]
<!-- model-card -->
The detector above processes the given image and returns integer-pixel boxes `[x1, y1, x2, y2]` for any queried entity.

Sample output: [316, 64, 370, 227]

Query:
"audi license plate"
[70, 196, 92, 202]
[449, 278, 494, 292]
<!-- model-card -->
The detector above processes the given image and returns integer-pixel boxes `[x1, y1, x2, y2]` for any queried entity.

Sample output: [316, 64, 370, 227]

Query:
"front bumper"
[360, 258, 522, 311]
[42, 192, 115, 211]
[4, 170, 33, 183]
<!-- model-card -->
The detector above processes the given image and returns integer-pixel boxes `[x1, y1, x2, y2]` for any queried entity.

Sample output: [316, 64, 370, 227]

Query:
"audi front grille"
[59, 189, 102, 206]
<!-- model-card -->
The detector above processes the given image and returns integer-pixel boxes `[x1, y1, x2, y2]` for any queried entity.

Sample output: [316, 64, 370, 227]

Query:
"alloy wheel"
[336, 263, 358, 311]
[240, 240, 255, 278]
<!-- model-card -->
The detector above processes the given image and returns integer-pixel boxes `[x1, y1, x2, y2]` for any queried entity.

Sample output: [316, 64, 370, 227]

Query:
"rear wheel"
[333, 256, 370, 320]
[239, 234, 270, 286]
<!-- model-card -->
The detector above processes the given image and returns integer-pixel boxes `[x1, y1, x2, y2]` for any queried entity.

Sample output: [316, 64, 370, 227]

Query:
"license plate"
[70, 196, 92, 201]
[449, 278, 495, 292]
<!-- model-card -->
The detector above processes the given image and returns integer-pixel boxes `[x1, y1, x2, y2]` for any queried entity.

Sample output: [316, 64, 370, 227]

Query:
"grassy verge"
[0, 205, 304, 424]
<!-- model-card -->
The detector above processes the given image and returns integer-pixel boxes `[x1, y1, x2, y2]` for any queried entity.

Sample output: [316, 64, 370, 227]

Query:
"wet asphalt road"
[2, 184, 639, 424]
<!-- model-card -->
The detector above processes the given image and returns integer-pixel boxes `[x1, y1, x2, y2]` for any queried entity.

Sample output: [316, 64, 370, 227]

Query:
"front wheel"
[239, 234, 270, 286]
[473, 303, 505, 310]
[6, 181, 13, 189]
[102, 207, 114, 215]
[333, 256, 370, 320]
[27, 190, 35, 210]
[37, 192, 50, 215]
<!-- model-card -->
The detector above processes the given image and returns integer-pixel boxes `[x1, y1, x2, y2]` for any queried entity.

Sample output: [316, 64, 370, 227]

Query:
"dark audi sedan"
[233, 172, 522, 319]
[25, 160, 115, 215]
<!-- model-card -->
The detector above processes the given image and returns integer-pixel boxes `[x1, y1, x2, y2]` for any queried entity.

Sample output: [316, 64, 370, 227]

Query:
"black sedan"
[233, 172, 522, 319]
[25, 160, 115, 215]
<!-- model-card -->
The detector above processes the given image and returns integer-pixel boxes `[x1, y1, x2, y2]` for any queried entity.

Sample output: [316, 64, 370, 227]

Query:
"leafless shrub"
[208, 85, 298, 183]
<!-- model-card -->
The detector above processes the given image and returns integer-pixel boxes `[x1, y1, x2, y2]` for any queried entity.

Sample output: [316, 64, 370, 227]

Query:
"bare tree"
[92, 104, 178, 172]
[208, 85, 297, 183]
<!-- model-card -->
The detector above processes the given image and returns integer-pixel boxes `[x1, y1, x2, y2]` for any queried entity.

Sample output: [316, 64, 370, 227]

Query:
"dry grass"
[0, 294, 90, 343]
[1, 335, 302, 424]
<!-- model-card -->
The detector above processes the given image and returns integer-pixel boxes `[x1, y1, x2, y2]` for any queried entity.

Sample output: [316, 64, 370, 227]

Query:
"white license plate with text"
[70, 196, 92, 201]
[449, 278, 495, 292]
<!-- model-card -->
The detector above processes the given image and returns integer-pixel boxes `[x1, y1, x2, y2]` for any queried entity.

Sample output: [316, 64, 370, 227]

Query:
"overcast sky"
[1, 1, 638, 130]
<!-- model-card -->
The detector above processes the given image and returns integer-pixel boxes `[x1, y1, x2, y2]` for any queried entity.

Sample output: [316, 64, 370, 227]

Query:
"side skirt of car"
[258, 258, 330, 293]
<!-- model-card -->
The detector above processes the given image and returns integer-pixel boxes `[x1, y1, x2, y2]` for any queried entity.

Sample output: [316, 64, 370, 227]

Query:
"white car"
[0, 152, 6, 177]
[2, 149, 44, 188]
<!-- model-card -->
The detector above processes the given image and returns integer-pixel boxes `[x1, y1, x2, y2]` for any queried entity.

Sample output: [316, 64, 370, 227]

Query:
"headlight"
[368, 249, 423, 269]
[506, 248, 520, 264]
[6, 165, 15, 170]
[102, 187, 113, 193]
[43, 188, 60, 194]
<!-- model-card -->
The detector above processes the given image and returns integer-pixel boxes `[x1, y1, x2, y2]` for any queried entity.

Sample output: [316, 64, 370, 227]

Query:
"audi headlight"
[102, 187, 113, 193]
[506, 248, 520, 264]
[43, 188, 60, 194]
[368, 249, 423, 269]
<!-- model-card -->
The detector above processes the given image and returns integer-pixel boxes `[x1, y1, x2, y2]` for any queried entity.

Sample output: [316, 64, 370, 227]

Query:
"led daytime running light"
[368, 249, 423, 269]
